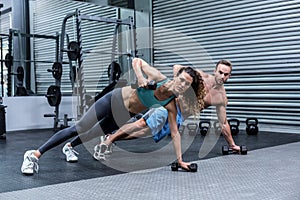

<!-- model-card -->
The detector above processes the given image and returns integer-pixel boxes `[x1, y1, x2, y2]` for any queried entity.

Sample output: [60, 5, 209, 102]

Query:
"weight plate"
[67, 41, 79, 61]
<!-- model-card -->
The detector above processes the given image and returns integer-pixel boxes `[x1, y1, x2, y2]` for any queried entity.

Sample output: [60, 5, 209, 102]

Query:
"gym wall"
[30, 0, 119, 95]
[152, 0, 300, 133]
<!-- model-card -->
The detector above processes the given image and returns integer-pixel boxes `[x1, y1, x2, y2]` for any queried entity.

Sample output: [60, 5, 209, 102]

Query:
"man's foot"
[62, 142, 78, 162]
[93, 142, 108, 161]
[21, 150, 39, 175]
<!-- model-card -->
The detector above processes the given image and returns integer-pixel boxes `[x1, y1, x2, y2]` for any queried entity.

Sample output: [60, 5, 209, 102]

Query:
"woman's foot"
[21, 150, 39, 175]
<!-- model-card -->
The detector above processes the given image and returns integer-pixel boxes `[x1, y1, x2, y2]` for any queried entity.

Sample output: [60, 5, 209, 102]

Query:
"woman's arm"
[165, 100, 191, 171]
[132, 58, 166, 87]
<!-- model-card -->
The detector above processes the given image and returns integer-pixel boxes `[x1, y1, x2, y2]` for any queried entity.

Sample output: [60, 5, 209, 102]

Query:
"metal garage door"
[153, 0, 300, 133]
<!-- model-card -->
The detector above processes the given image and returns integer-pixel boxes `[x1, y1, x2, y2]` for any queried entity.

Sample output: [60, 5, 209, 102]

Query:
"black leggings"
[70, 116, 118, 147]
[38, 88, 132, 155]
[70, 112, 145, 147]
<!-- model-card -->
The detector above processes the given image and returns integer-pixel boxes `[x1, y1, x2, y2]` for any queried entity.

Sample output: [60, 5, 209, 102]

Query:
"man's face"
[173, 71, 193, 94]
[214, 63, 231, 85]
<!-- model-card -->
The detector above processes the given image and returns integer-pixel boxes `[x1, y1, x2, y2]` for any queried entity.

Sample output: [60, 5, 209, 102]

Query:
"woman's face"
[173, 71, 193, 94]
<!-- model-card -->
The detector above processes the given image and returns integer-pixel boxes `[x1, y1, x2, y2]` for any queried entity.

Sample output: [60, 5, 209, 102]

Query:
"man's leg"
[94, 107, 170, 160]
[62, 116, 119, 162]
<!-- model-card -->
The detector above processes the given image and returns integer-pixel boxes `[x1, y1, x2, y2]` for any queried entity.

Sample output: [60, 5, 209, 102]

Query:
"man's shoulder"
[196, 70, 211, 78]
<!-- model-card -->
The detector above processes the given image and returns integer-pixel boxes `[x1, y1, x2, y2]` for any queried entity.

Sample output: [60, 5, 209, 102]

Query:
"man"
[63, 59, 240, 162]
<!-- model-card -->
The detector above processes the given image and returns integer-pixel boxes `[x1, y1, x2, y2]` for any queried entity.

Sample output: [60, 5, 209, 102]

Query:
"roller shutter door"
[153, 0, 300, 133]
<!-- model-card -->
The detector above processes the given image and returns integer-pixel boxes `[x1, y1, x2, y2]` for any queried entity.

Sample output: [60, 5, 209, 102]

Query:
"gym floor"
[0, 127, 300, 199]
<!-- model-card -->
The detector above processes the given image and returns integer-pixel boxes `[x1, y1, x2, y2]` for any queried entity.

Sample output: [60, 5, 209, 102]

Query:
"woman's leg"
[37, 91, 114, 156]
[21, 90, 119, 174]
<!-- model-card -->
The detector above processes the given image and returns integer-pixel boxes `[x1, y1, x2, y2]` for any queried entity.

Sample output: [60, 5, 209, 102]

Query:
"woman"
[21, 58, 203, 174]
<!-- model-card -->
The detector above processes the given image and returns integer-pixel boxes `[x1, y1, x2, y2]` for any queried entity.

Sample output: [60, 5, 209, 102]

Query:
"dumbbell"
[131, 80, 157, 90]
[246, 118, 259, 135]
[171, 162, 198, 172]
[186, 123, 198, 135]
[199, 121, 210, 136]
[228, 118, 240, 136]
[146, 80, 157, 90]
[222, 145, 248, 155]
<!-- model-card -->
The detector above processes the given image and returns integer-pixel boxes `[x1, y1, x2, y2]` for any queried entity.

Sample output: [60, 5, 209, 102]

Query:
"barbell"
[64, 41, 134, 61]
[1, 53, 69, 68]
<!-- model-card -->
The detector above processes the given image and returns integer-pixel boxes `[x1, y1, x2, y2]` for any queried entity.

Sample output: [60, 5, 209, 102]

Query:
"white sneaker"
[100, 135, 114, 155]
[21, 150, 39, 175]
[62, 143, 78, 162]
[93, 143, 108, 161]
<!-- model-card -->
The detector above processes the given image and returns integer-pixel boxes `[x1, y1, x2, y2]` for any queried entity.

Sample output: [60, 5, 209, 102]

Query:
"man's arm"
[216, 104, 239, 150]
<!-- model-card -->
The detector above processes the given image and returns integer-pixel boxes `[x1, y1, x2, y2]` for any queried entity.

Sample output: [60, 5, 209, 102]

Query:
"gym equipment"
[199, 120, 210, 136]
[4, 53, 13, 68]
[186, 123, 198, 135]
[130, 80, 157, 90]
[0, 102, 7, 140]
[3, 29, 61, 97]
[178, 125, 185, 134]
[65, 41, 135, 61]
[45, 85, 61, 107]
[146, 81, 157, 90]
[171, 161, 198, 172]
[8, 66, 24, 81]
[47, 62, 63, 80]
[44, 113, 73, 131]
[213, 121, 221, 135]
[228, 118, 240, 136]
[246, 118, 259, 135]
[59, 10, 136, 118]
[67, 41, 80, 61]
[107, 61, 122, 83]
[222, 145, 247, 155]
[15, 86, 28, 96]
[3, 53, 69, 68]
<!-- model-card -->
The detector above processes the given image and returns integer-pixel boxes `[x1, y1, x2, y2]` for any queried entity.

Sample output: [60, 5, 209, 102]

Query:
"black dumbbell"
[171, 162, 198, 172]
[246, 118, 259, 135]
[131, 80, 157, 90]
[147, 80, 157, 90]
[228, 118, 240, 136]
[222, 145, 248, 155]
[186, 123, 198, 135]
[199, 121, 210, 136]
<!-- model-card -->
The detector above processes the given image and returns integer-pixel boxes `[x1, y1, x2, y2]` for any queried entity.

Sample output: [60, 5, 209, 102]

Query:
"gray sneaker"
[21, 150, 39, 175]
[62, 143, 78, 162]
[93, 142, 108, 161]
[100, 135, 114, 155]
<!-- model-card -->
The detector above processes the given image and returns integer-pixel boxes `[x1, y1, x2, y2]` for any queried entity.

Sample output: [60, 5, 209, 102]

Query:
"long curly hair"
[177, 67, 206, 115]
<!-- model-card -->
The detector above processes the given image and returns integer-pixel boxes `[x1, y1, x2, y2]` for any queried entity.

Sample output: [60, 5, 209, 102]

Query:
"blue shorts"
[143, 106, 183, 143]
